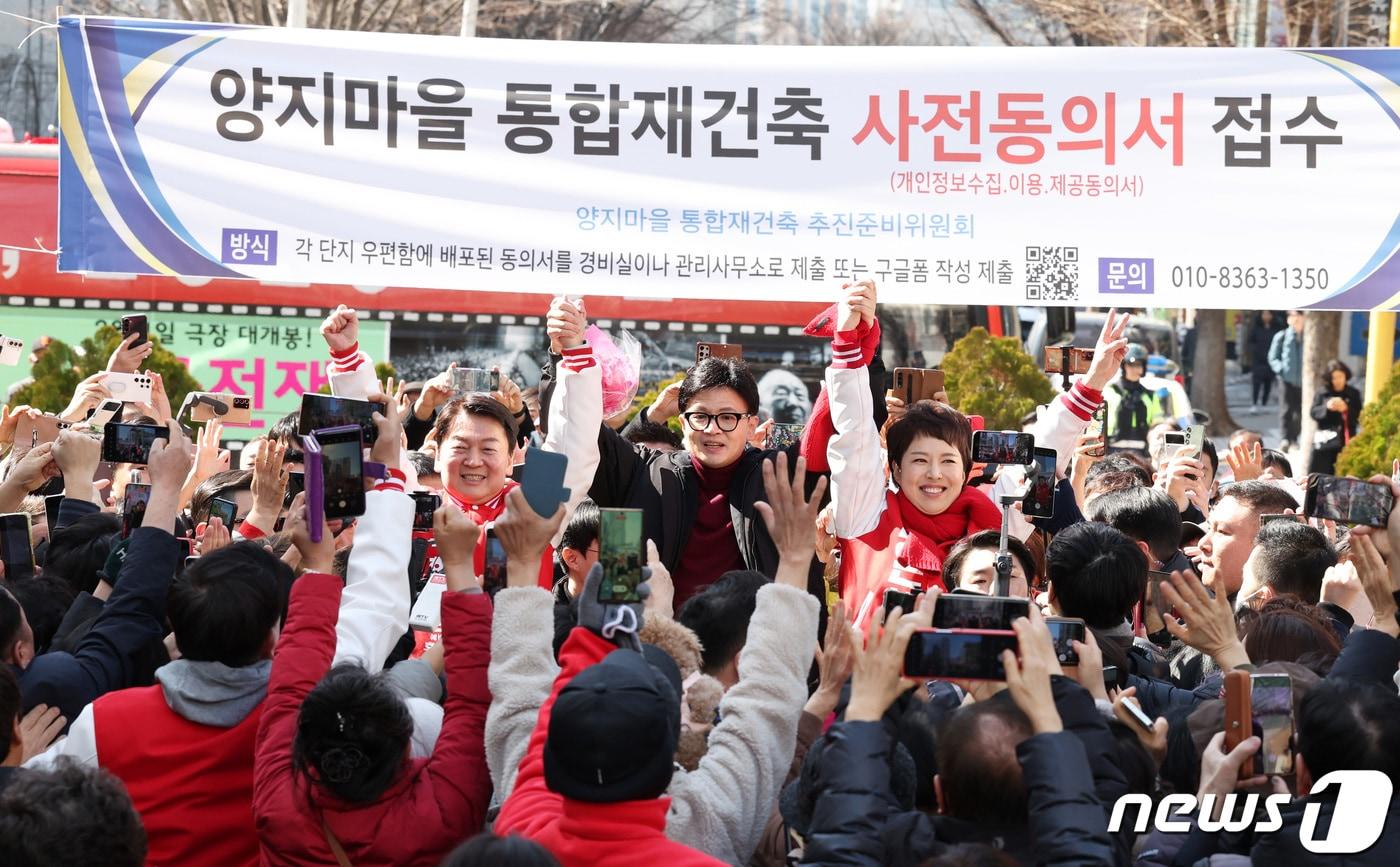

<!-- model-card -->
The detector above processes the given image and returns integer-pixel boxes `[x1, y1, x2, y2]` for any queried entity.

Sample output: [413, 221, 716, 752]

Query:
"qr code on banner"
[1025, 246, 1079, 301]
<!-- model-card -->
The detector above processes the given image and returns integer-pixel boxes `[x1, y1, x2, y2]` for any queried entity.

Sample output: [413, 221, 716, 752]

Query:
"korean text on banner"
[55, 16, 1400, 310]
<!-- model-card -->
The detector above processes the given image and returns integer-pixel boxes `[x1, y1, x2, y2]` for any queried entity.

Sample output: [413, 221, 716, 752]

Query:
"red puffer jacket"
[252, 572, 493, 867]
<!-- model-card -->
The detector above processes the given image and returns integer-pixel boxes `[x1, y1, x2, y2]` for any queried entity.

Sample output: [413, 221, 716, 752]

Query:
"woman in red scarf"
[825, 282, 1000, 626]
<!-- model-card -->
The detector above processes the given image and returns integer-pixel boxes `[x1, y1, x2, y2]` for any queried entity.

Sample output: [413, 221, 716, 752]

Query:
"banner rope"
[1, 240, 60, 256]
[15, 23, 56, 50]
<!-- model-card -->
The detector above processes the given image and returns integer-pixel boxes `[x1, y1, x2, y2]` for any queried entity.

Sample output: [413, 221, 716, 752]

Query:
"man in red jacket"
[496, 565, 724, 867]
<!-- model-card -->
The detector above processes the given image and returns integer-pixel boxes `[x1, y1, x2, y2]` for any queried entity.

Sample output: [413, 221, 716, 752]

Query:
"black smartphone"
[1045, 617, 1086, 666]
[121, 314, 149, 349]
[208, 496, 238, 529]
[971, 430, 1034, 465]
[520, 447, 569, 520]
[298, 393, 385, 445]
[932, 594, 1030, 630]
[121, 483, 152, 539]
[411, 491, 440, 532]
[1252, 673, 1295, 775]
[1102, 665, 1121, 694]
[0, 513, 35, 581]
[1304, 474, 1395, 529]
[44, 494, 64, 533]
[102, 422, 167, 465]
[1023, 447, 1057, 519]
[317, 426, 366, 520]
[597, 507, 644, 603]
[883, 587, 918, 618]
[284, 470, 306, 508]
[903, 629, 1018, 680]
[482, 528, 508, 597]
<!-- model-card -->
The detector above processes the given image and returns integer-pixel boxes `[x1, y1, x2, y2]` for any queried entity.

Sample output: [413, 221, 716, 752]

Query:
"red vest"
[93, 685, 263, 867]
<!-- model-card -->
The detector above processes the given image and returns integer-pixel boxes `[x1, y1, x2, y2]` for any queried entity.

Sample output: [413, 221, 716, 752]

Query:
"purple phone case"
[302, 434, 325, 543]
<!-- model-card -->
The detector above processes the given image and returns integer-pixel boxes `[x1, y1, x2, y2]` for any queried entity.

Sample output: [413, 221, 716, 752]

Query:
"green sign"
[0, 306, 390, 441]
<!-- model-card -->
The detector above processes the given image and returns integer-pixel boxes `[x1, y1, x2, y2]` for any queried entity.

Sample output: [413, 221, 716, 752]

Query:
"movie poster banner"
[56, 16, 1400, 309]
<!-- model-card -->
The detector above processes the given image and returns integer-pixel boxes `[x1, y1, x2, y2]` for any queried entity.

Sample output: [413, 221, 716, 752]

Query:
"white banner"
[57, 17, 1400, 309]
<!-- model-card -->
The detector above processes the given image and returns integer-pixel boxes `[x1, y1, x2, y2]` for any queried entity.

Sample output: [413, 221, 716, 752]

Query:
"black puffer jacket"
[800, 679, 1123, 866]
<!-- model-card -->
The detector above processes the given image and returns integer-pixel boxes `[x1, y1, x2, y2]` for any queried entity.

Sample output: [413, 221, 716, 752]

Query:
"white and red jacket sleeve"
[994, 380, 1105, 540]
[543, 344, 604, 547]
[323, 339, 419, 489]
[333, 473, 413, 674]
[825, 330, 889, 540]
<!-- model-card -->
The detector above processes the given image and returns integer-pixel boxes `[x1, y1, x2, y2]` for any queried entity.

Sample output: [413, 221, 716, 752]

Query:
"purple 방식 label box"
[1098, 257, 1153, 295]
[220, 228, 278, 266]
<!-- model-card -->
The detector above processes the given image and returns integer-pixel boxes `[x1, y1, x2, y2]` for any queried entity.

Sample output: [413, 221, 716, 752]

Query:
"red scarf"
[890, 485, 1003, 573]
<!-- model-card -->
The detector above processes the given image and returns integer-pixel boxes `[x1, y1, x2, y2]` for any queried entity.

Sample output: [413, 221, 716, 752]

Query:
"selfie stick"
[994, 492, 1020, 597]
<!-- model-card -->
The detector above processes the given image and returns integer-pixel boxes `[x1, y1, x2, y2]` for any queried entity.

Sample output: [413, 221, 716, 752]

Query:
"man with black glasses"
[545, 297, 825, 606]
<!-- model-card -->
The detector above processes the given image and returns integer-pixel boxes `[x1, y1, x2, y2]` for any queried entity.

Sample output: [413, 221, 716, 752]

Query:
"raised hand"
[835, 280, 876, 333]
[58, 373, 111, 422]
[1350, 531, 1398, 637]
[368, 379, 406, 472]
[286, 492, 334, 575]
[245, 438, 289, 534]
[494, 486, 566, 587]
[1226, 441, 1263, 483]
[492, 371, 525, 417]
[1003, 606, 1065, 734]
[754, 452, 829, 586]
[642, 539, 674, 619]
[433, 505, 482, 592]
[844, 602, 924, 723]
[144, 420, 195, 534]
[1159, 570, 1250, 669]
[106, 331, 154, 374]
[19, 704, 66, 763]
[1084, 309, 1131, 391]
[0, 405, 38, 446]
[415, 364, 457, 421]
[320, 304, 360, 354]
[648, 381, 683, 423]
[196, 516, 232, 556]
[546, 296, 588, 353]
[806, 599, 856, 720]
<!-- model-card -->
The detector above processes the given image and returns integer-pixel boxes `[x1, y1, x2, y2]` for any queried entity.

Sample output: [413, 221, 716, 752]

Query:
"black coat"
[1249, 320, 1283, 370]
[1310, 384, 1363, 447]
[800, 678, 1123, 867]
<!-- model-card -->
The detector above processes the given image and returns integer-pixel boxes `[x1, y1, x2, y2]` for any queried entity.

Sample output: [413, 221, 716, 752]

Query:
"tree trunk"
[1191, 309, 1236, 436]
[1298, 310, 1341, 474]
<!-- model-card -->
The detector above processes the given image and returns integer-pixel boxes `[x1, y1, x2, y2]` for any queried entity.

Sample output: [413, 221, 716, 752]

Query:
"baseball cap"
[544, 647, 682, 803]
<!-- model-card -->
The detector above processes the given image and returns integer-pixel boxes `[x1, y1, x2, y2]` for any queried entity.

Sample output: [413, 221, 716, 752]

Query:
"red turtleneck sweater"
[671, 456, 746, 606]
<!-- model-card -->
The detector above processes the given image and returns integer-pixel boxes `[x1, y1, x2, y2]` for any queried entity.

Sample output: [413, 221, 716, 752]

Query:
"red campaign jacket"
[93, 686, 262, 867]
[252, 572, 493, 867]
[495, 627, 726, 867]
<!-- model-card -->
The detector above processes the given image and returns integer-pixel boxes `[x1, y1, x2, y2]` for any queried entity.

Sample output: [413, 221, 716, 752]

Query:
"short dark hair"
[1261, 449, 1292, 477]
[558, 500, 600, 556]
[1086, 487, 1182, 565]
[190, 469, 253, 526]
[269, 412, 302, 450]
[624, 419, 683, 451]
[43, 512, 121, 595]
[0, 758, 147, 867]
[169, 543, 287, 667]
[678, 570, 768, 674]
[1218, 480, 1298, 516]
[1298, 679, 1400, 786]
[886, 402, 972, 475]
[294, 662, 413, 804]
[0, 665, 20, 757]
[1323, 358, 1351, 383]
[1249, 521, 1336, 603]
[407, 450, 436, 479]
[6, 577, 74, 656]
[942, 531, 1035, 587]
[441, 833, 562, 867]
[1201, 438, 1219, 480]
[1229, 429, 1265, 450]
[679, 357, 760, 416]
[935, 700, 1033, 825]
[1240, 596, 1341, 668]
[430, 394, 518, 449]
[1046, 522, 1148, 630]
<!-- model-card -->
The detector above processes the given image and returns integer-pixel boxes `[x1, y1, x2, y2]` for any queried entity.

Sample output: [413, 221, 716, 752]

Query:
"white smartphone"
[103, 371, 154, 405]
[0, 336, 23, 366]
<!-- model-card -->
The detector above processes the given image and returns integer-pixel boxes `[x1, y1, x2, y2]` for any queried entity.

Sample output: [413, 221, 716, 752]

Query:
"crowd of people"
[0, 281, 1397, 866]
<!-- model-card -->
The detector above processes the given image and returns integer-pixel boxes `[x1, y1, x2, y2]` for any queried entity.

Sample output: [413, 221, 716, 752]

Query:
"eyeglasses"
[682, 411, 752, 432]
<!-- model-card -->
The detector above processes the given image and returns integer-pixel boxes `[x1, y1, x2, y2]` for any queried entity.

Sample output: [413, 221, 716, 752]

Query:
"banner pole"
[1365, 2, 1400, 405]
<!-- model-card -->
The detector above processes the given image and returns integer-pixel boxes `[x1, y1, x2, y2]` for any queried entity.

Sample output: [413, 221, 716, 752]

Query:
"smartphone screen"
[121, 483, 152, 539]
[319, 429, 366, 520]
[883, 587, 918, 618]
[1045, 617, 1086, 666]
[1023, 447, 1057, 519]
[0, 513, 35, 580]
[102, 423, 166, 465]
[208, 496, 238, 529]
[298, 393, 384, 445]
[971, 430, 1034, 465]
[932, 594, 1030, 630]
[765, 423, 805, 451]
[284, 471, 306, 508]
[520, 447, 569, 520]
[1088, 403, 1108, 458]
[44, 494, 64, 533]
[1305, 475, 1395, 529]
[1251, 673, 1294, 775]
[121, 314, 149, 348]
[482, 529, 508, 597]
[597, 508, 644, 603]
[451, 367, 496, 395]
[903, 629, 1017, 680]
[411, 492, 440, 532]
